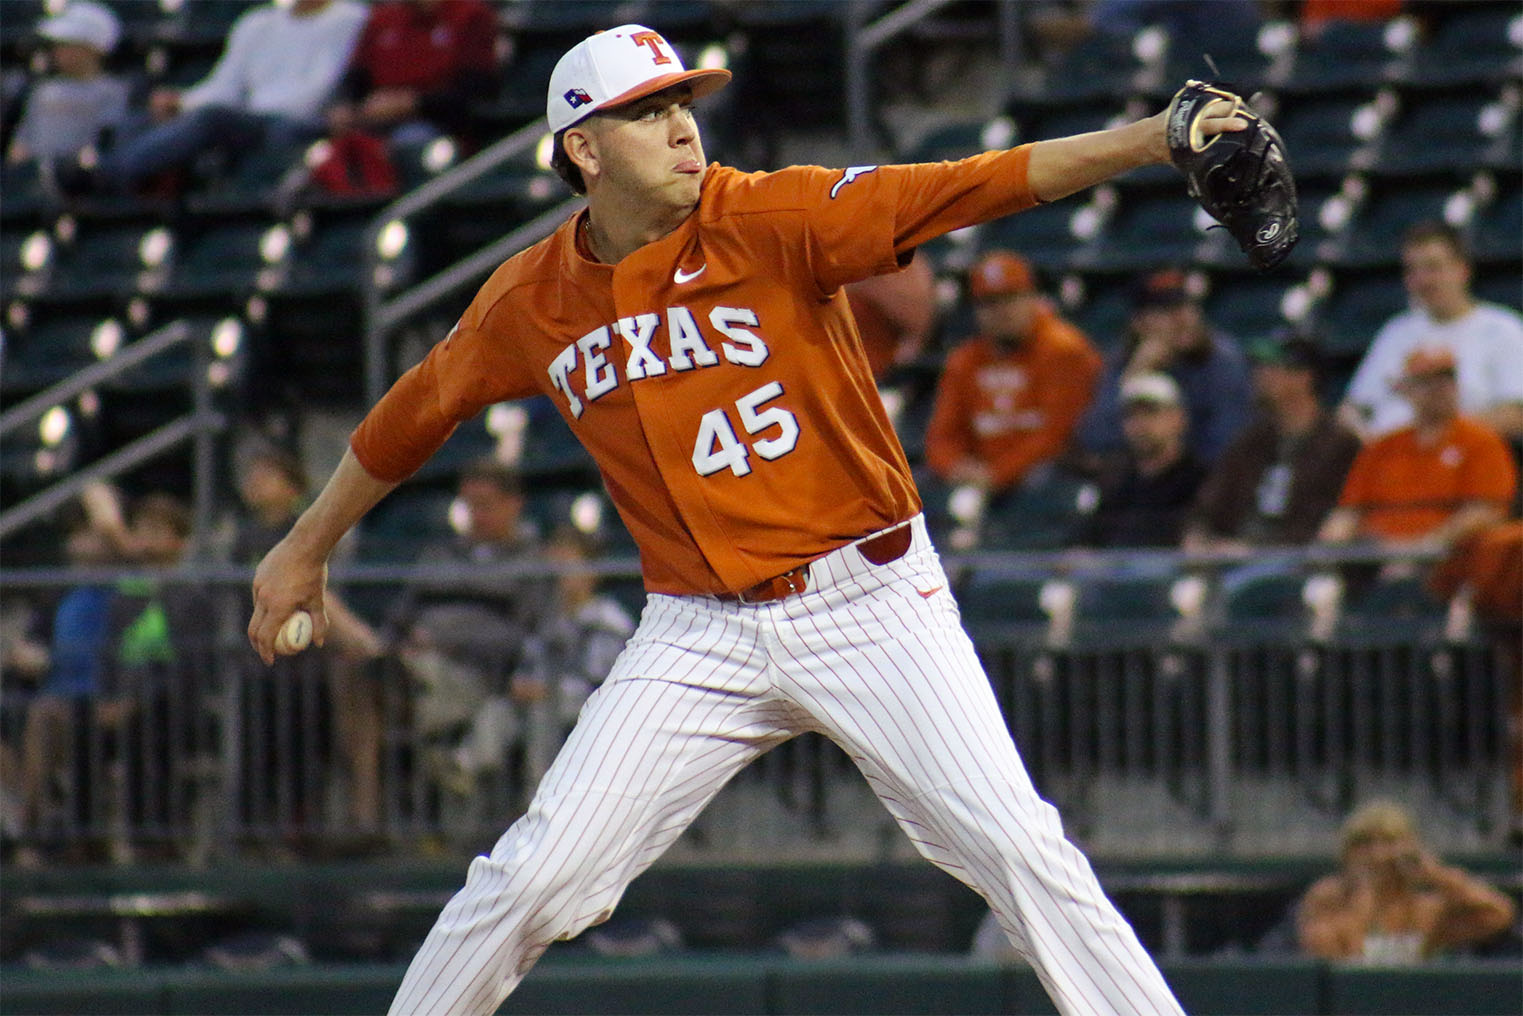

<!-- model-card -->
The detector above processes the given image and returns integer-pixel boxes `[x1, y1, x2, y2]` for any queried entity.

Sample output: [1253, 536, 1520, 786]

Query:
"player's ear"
[563, 126, 600, 181]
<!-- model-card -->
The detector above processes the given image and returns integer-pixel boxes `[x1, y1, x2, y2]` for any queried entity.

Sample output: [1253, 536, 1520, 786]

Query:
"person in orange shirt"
[1320, 347, 1517, 550]
[844, 251, 938, 383]
[924, 250, 1101, 496]
[247, 23, 1252, 1015]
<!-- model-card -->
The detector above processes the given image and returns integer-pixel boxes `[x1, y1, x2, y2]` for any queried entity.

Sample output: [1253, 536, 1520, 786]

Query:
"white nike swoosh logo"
[673, 264, 706, 284]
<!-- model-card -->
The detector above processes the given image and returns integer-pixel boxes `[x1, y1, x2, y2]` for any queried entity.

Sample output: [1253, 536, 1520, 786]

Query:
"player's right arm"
[248, 450, 397, 665]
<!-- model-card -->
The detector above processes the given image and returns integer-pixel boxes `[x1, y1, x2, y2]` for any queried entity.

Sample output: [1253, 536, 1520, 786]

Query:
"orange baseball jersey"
[924, 306, 1101, 490]
[350, 147, 1039, 595]
[1337, 416, 1518, 541]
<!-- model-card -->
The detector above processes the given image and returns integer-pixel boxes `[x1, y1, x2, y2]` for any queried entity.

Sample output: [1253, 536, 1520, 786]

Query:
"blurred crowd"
[1, 0, 1519, 883]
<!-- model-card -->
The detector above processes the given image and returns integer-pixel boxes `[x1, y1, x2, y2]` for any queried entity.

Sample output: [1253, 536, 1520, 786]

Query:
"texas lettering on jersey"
[350, 149, 1039, 594]
[547, 306, 770, 419]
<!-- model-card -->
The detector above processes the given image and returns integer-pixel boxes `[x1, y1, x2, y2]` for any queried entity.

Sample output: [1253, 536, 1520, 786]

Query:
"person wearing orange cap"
[1320, 347, 1517, 548]
[924, 250, 1101, 497]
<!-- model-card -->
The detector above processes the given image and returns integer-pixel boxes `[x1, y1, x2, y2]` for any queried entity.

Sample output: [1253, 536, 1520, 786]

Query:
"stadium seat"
[1017, 30, 1143, 104]
[1404, 5, 1523, 89]
[1069, 192, 1204, 272]
[1278, 19, 1410, 93]
[1324, 180, 1459, 268]
[0, 310, 122, 396]
[0, 159, 51, 227]
[1272, 91, 1384, 178]
[1064, 276, 1133, 350]
[1282, 176, 1355, 269]
[1011, 100, 1123, 146]
[355, 485, 457, 564]
[901, 119, 1001, 163]
[1375, 92, 1514, 177]
[150, 0, 263, 48]
[956, 572, 1054, 637]
[981, 470, 1097, 551]
[1313, 273, 1407, 361]
[186, 139, 312, 217]
[0, 226, 55, 303]
[44, 223, 173, 303]
[1161, 17, 1271, 92]
[1204, 273, 1298, 340]
[1473, 183, 1523, 264]
[1474, 266, 1523, 313]
[979, 196, 1085, 272]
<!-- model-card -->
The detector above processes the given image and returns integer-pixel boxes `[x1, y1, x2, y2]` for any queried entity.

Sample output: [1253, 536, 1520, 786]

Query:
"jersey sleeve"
[350, 289, 538, 483]
[743, 146, 1039, 295]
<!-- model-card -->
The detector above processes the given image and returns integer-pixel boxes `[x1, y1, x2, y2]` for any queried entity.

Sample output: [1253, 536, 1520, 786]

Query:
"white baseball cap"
[1120, 371, 1184, 408]
[546, 24, 730, 134]
[36, 0, 120, 54]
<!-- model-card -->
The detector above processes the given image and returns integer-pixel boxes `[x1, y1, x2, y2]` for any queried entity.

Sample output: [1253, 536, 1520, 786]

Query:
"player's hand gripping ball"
[1166, 80, 1299, 272]
[275, 610, 313, 655]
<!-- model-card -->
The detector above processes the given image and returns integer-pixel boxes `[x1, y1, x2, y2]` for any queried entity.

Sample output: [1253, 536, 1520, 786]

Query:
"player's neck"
[584, 195, 694, 264]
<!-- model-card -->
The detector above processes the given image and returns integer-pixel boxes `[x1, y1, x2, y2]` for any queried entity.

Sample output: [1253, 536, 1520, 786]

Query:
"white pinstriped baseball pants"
[388, 516, 1183, 1016]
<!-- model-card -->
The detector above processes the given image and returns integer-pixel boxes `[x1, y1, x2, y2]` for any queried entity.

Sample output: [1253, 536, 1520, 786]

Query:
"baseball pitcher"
[250, 23, 1293, 1015]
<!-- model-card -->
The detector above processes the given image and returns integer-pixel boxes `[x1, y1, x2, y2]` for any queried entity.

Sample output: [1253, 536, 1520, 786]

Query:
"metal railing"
[360, 120, 582, 404]
[0, 320, 225, 543]
[1, 546, 1513, 864]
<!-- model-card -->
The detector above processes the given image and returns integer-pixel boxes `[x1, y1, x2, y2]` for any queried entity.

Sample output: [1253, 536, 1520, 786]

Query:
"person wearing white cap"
[87, 0, 365, 194]
[6, 0, 128, 166]
[250, 22, 1254, 1016]
[1081, 371, 1207, 547]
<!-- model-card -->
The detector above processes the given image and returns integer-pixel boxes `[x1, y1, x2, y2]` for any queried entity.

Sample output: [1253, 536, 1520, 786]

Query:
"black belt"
[717, 523, 914, 605]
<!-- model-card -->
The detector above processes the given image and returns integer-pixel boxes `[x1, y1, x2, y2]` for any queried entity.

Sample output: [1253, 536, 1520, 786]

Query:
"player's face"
[974, 291, 1039, 342]
[1402, 239, 1470, 320]
[583, 88, 705, 209]
[1398, 370, 1458, 424]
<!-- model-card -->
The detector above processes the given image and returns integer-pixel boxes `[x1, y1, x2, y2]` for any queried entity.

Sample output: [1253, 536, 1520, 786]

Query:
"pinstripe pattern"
[389, 516, 1183, 1016]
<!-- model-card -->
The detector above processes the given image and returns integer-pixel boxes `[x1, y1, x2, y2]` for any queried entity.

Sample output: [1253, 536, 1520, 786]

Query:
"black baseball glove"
[1166, 81, 1299, 272]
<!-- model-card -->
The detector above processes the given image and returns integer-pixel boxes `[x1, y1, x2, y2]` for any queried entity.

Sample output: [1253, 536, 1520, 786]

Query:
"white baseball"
[275, 610, 313, 654]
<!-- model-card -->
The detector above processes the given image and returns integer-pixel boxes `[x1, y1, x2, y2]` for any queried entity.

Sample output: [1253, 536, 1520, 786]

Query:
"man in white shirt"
[1338, 221, 1523, 441]
[98, 0, 365, 192]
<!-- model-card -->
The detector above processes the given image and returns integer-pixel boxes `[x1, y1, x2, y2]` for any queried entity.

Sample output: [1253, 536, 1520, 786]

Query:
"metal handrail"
[0, 319, 190, 438]
[361, 120, 580, 404]
[0, 318, 223, 541]
[846, 0, 1025, 156]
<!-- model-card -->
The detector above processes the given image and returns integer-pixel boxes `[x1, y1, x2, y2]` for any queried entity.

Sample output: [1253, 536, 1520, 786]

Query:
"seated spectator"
[13, 499, 122, 865]
[391, 460, 551, 793]
[925, 250, 1101, 495]
[84, 0, 366, 195]
[5, 1, 128, 169]
[228, 444, 384, 834]
[1320, 347, 1518, 552]
[1082, 372, 1207, 547]
[326, 0, 500, 149]
[1183, 331, 1361, 553]
[844, 251, 938, 384]
[1299, 0, 1403, 37]
[459, 527, 635, 803]
[1079, 269, 1253, 467]
[1339, 221, 1523, 442]
[1296, 799, 1516, 963]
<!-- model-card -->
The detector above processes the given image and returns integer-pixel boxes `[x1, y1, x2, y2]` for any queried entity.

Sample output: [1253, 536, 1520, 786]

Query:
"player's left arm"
[1026, 101, 1246, 203]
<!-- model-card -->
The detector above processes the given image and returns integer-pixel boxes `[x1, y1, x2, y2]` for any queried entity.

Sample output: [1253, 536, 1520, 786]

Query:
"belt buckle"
[737, 564, 808, 605]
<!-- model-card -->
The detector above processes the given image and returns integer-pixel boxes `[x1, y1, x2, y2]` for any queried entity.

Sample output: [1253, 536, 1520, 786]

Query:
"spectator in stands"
[11, 489, 128, 866]
[1183, 330, 1361, 553]
[230, 444, 385, 835]
[391, 459, 551, 795]
[1296, 799, 1516, 963]
[458, 527, 634, 803]
[85, 0, 366, 195]
[844, 252, 938, 384]
[1081, 371, 1206, 547]
[924, 250, 1101, 496]
[1320, 347, 1518, 552]
[1338, 221, 1523, 442]
[1079, 268, 1253, 468]
[5, 1, 128, 169]
[1299, 0, 1403, 37]
[326, 0, 500, 149]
